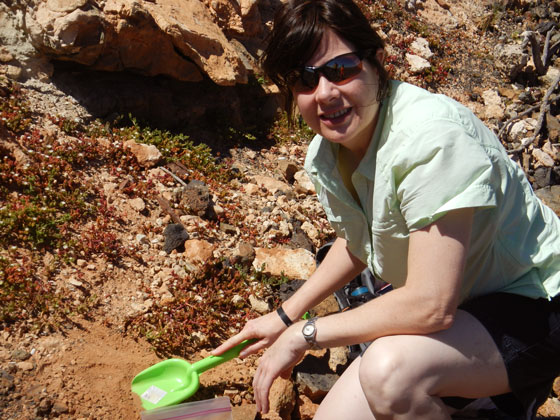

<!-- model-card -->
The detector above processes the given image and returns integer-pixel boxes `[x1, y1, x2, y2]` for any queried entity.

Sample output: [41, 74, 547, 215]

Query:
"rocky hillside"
[1, 0, 560, 419]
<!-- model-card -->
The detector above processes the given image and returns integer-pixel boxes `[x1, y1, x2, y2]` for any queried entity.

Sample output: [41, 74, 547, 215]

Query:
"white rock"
[481, 90, 505, 120]
[406, 53, 431, 73]
[410, 37, 434, 59]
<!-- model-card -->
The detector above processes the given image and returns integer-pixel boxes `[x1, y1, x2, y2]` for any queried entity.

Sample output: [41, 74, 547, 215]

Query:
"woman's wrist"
[276, 306, 294, 327]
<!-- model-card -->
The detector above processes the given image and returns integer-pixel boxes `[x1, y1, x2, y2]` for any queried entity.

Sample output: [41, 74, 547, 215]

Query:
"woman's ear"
[375, 48, 386, 65]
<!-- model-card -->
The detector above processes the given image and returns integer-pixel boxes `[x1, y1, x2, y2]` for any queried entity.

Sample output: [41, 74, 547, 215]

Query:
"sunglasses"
[286, 51, 369, 92]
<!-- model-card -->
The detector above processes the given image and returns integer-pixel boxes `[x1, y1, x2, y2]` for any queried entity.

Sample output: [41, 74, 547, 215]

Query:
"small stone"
[16, 361, 34, 371]
[249, 294, 270, 314]
[163, 223, 189, 254]
[129, 197, 146, 212]
[11, 349, 31, 361]
[52, 401, 69, 415]
[136, 233, 150, 245]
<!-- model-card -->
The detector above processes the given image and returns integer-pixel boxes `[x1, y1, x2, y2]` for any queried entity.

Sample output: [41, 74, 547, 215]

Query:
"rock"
[180, 181, 212, 218]
[220, 222, 237, 235]
[493, 43, 529, 81]
[163, 223, 189, 253]
[295, 354, 339, 402]
[410, 37, 434, 59]
[328, 346, 349, 373]
[22, 0, 255, 85]
[232, 403, 258, 420]
[296, 394, 319, 420]
[252, 175, 292, 195]
[554, 376, 560, 396]
[183, 239, 214, 264]
[543, 141, 559, 161]
[312, 294, 340, 317]
[16, 361, 34, 371]
[51, 401, 70, 415]
[124, 140, 162, 168]
[533, 148, 555, 167]
[406, 53, 431, 73]
[277, 160, 299, 183]
[481, 89, 505, 120]
[253, 248, 316, 280]
[289, 229, 314, 253]
[537, 397, 560, 418]
[11, 349, 31, 361]
[294, 170, 315, 195]
[249, 294, 270, 314]
[37, 397, 53, 416]
[231, 241, 256, 265]
[544, 66, 560, 87]
[300, 221, 319, 242]
[535, 185, 560, 216]
[264, 377, 296, 420]
[533, 167, 553, 189]
[136, 233, 150, 245]
[128, 197, 146, 212]
[0, 370, 15, 395]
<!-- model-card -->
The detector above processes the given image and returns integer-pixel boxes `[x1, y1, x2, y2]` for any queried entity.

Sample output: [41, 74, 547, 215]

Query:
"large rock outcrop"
[1, 0, 271, 85]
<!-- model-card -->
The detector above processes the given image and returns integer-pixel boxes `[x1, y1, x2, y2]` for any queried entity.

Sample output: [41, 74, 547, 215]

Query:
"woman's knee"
[358, 337, 414, 412]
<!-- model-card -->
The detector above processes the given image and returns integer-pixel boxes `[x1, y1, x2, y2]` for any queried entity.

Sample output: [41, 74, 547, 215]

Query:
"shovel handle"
[192, 339, 256, 374]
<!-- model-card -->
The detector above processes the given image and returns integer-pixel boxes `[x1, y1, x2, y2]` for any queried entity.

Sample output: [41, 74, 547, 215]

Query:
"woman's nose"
[314, 74, 340, 102]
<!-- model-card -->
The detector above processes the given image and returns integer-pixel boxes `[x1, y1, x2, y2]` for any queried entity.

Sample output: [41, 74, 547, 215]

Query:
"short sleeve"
[393, 120, 498, 231]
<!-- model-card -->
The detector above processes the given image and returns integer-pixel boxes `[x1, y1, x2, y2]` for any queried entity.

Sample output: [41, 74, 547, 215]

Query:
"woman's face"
[294, 29, 382, 156]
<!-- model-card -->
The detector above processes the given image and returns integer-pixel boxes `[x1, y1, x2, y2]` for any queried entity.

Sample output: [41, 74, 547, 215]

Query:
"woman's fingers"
[211, 329, 253, 355]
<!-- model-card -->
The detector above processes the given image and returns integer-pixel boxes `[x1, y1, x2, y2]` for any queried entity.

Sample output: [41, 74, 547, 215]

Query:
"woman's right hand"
[211, 309, 288, 358]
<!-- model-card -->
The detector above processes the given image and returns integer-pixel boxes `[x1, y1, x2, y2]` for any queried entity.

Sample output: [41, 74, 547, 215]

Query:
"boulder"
[16, 0, 267, 85]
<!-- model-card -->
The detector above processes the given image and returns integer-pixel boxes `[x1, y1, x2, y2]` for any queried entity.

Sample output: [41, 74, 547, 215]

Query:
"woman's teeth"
[324, 108, 350, 119]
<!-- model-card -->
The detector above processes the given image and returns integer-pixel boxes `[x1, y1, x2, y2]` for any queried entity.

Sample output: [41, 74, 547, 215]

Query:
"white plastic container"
[141, 396, 232, 420]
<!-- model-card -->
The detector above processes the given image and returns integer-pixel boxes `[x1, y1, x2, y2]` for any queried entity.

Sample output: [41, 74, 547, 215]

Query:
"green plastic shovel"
[131, 339, 255, 410]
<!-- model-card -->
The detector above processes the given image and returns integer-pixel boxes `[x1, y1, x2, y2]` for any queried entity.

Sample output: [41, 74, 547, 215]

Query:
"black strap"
[276, 306, 293, 327]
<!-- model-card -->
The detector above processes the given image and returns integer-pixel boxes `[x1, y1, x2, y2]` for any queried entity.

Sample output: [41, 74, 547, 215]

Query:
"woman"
[213, 1, 560, 418]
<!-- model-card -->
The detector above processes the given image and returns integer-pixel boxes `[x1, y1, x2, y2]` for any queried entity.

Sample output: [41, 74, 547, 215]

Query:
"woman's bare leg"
[314, 310, 510, 420]
[313, 355, 376, 420]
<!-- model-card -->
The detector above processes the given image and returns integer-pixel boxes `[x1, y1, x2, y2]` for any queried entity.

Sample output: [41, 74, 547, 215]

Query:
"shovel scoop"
[131, 339, 254, 410]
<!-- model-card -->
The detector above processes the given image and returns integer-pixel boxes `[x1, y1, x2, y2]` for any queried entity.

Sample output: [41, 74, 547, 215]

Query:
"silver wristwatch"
[302, 317, 320, 349]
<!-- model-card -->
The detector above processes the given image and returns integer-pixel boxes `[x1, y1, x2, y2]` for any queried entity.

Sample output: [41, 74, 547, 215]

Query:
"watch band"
[276, 306, 293, 327]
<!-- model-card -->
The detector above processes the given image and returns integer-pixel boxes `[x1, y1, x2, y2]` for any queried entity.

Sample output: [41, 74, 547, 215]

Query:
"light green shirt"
[305, 81, 560, 302]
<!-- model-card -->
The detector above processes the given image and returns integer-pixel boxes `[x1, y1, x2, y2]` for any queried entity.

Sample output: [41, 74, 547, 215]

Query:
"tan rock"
[532, 148, 555, 168]
[252, 175, 292, 195]
[294, 170, 315, 195]
[25, 0, 252, 85]
[297, 394, 319, 420]
[553, 375, 560, 397]
[537, 397, 560, 418]
[481, 89, 505, 120]
[262, 377, 296, 420]
[183, 239, 215, 264]
[253, 248, 316, 280]
[124, 140, 162, 168]
[232, 403, 257, 420]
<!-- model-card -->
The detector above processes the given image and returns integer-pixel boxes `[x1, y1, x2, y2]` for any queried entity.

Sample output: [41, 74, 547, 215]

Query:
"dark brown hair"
[261, 0, 388, 120]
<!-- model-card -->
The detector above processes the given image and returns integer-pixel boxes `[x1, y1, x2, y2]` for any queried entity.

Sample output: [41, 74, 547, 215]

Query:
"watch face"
[303, 324, 314, 335]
